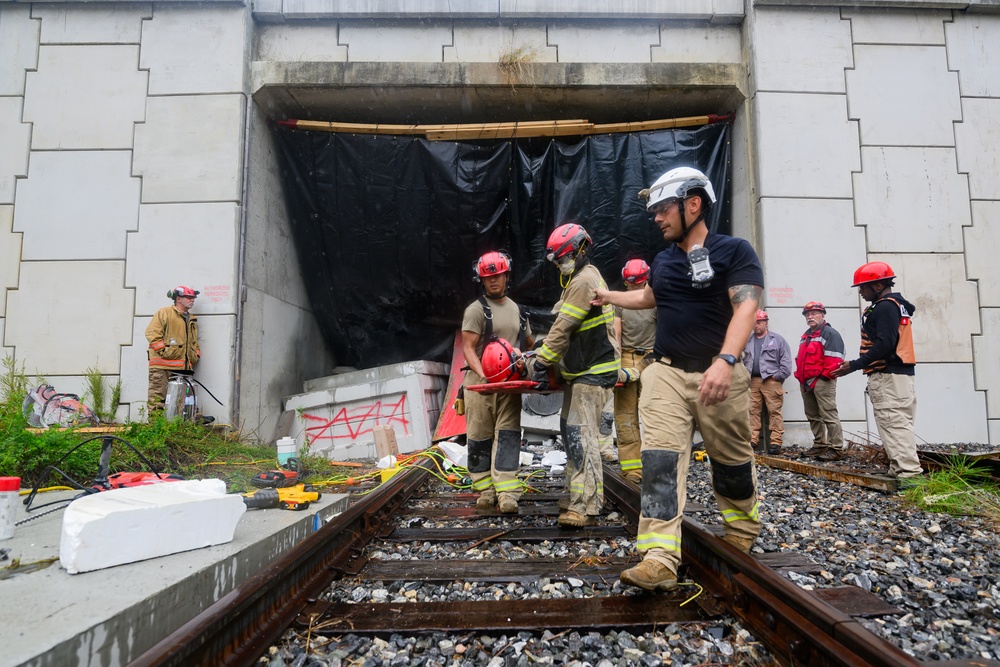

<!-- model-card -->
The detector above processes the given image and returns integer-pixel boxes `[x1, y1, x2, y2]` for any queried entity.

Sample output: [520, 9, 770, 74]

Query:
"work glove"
[531, 359, 551, 391]
[619, 367, 640, 384]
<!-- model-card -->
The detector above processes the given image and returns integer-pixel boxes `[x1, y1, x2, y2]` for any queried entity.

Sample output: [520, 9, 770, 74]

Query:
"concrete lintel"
[253, 60, 744, 92]
[251, 61, 746, 124]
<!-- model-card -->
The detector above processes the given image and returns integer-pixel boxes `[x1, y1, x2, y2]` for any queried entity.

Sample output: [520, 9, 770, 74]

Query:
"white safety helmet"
[643, 167, 717, 212]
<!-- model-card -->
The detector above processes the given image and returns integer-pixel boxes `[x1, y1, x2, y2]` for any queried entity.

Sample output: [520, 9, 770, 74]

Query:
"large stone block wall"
[748, 5, 999, 445]
[0, 2, 250, 425]
[3, 0, 998, 446]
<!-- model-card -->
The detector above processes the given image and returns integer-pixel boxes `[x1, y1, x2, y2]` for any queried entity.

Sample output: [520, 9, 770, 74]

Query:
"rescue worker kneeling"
[531, 224, 620, 528]
[461, 251, 533, 514]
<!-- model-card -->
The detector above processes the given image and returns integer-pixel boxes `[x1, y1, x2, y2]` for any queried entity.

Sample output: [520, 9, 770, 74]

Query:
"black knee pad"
[495, 429, 521, 471]
[565, 424, 584, 469]
[467, 437, 492, 473]
[711, 459, 756, 501]
[599, 410, 614, 437]
[640, 450, 679, 521]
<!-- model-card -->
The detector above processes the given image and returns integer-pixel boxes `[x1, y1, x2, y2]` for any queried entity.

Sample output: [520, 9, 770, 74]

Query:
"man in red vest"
[793, 302, 845, 461]
[831, 262, 922, 478]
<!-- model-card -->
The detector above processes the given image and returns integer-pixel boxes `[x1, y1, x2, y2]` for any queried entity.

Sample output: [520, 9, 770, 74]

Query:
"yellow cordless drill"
[242, 483, 321, 511]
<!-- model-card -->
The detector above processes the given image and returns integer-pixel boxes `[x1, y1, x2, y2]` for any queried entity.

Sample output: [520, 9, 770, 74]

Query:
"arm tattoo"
[729, 284, 762, 306]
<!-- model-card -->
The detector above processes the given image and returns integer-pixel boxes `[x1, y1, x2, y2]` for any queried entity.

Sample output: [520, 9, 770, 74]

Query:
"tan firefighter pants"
[867, 372, 922, 478]
[562, 382, 612, 516]
[637, 360, 760, 574]
[801, 377, 843, 449]
[614, 349, 651, 477]
[148, 368, 170, 410]
[465, 385, 523, 499]
[748, 376, 784, 446]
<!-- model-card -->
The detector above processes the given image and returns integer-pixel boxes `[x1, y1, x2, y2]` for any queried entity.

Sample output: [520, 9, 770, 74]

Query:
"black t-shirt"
[650, 233, 764, 359]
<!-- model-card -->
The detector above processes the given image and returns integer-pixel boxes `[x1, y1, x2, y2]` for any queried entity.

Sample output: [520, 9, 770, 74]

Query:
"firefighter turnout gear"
[636, 360, 760, 575]
[614, 305, 656, 482]
[536, 242, 620, 525]
[536, 264, 619, 386]
[145, 304, 200, 409]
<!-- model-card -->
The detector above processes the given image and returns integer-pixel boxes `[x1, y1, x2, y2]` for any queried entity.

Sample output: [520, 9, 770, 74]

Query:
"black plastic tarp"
[273, 122, 731, 368]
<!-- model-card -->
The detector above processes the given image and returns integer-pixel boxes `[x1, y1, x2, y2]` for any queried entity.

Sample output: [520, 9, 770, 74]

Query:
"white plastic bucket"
[276, 437, 297, 465]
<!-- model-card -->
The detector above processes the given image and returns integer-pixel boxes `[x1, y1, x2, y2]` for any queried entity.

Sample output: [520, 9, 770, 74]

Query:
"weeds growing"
[0, 354, 304, 492]
[901, 455, 1000, 521]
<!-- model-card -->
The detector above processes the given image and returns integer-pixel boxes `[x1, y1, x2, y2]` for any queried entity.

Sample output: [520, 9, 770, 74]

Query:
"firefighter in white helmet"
[593, 167, 764, 591]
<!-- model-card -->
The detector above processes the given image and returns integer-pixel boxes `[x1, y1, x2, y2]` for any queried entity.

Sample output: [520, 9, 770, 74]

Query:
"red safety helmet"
[852, 261, 896, 287]
[621, 259, 650, 285]
[481, 337, 520, 383]
[168, 285, 199, 299]
[546, 223, 591, 262]
[475, 251, 511, 279]
[755, 310, 769, 321]
[802, 301, 827, 314]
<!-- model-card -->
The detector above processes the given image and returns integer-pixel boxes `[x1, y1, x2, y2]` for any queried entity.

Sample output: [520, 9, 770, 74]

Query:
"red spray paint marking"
[303, 395, 409, 442]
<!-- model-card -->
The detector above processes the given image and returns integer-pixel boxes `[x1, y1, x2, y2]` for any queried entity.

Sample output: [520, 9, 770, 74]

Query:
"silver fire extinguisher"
[164, 374, 198, 421]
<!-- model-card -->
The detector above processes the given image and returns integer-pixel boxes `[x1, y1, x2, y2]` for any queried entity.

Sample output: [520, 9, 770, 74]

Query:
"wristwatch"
[718, 353, 737, 366]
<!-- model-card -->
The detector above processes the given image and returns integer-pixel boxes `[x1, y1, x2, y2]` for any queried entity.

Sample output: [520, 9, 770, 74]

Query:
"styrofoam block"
[60, 479, 246, 574]
[437, 440, 468, 468]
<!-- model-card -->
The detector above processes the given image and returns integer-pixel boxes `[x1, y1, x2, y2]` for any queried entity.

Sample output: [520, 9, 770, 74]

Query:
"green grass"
[901, 455, 1000, 521]
[0, 356, 332, 493]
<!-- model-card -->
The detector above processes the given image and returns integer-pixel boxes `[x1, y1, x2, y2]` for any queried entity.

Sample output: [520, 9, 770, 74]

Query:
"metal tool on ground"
[21, 435, 184, 517]
[242, 484, 321, 511]
[250, 458, 304, 489]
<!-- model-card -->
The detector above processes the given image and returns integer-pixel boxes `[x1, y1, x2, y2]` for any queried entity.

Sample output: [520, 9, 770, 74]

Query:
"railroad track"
[129, 453, 994, 667]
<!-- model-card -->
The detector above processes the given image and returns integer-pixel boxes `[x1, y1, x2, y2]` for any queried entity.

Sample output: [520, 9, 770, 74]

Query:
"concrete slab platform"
[1, 486, 349, 667]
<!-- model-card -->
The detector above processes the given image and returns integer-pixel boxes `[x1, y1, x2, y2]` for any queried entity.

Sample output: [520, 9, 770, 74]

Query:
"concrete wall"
[746, 4, 999, 445]
[3, 0, 998, 445]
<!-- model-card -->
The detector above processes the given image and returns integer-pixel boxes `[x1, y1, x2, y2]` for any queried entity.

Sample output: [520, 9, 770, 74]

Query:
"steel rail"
[129, 458, 994, 667]
[127, 459, 433, 667]
[602, 465, 943, 667]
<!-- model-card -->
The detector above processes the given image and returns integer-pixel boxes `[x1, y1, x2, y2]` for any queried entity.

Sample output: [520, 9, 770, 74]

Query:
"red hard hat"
[621, 259, 650, 284]
[481, 337, 520, 383]
[755, 310, 768, 321]
[546, 223, 591, 261]
[169, 285, 199, 299]
[802, 301, 826, 314]
[852, 261, 895, 287]
[476, 251, 511, 278]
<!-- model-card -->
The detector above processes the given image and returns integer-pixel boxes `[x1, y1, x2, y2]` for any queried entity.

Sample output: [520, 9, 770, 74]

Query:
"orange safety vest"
[860, 296, 915, 374]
